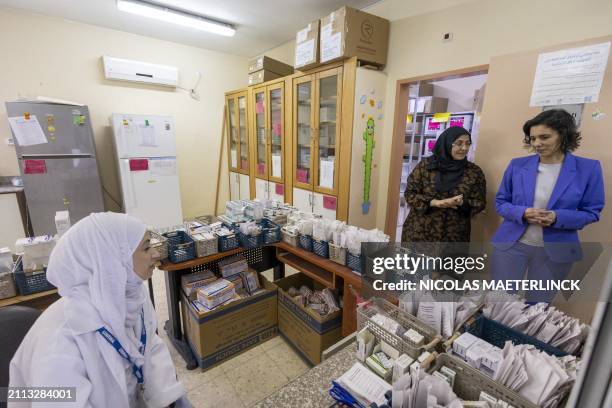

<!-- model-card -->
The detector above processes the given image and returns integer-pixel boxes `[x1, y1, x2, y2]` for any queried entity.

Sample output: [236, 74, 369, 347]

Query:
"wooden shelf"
[277, 252, 334, 288]
[0, 288, 58, 308]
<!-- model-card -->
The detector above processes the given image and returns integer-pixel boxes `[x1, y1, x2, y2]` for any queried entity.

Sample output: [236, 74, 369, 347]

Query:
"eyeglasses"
[452, 141, 472, 148]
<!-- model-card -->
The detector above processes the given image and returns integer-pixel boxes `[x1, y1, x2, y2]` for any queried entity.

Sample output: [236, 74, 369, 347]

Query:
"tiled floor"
[150, 267, 310, 407]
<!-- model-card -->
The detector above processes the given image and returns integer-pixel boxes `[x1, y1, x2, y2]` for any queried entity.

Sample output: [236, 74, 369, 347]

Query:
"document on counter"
[319, 158, 334, 189]
[8, 115, 48, 146]
[337, 362, 391, 407]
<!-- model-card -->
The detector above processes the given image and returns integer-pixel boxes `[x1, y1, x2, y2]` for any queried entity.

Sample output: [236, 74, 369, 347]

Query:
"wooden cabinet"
[226, 90, 251, 199]
[251, 80, 286, 202]
[225, 57, 386, 227]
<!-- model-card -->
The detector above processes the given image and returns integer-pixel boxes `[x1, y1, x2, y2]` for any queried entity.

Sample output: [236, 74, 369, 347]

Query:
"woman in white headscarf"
[9, 212, 187, 407]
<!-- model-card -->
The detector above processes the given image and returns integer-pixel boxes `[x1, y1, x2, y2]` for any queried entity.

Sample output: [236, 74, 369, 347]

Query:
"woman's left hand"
[538, 211, 557, 226]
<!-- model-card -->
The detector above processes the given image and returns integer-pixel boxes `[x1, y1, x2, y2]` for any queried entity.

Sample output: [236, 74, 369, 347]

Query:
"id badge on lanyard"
[97, 308, 147, 392]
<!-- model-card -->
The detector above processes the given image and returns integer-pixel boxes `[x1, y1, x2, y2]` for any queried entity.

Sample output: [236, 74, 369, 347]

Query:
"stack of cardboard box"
[248, 56, 294, 86]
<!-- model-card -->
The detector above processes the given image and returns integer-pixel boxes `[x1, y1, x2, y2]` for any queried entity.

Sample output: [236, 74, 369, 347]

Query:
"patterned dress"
[401, 158, 486, 243]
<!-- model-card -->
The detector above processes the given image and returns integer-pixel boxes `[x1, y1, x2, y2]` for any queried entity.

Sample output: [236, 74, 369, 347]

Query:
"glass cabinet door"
[268, 84, 284, 183]
[314, 69, 341, 194]
[254, 89, 267, 178]
[238, 95, 249, 174]
[294, 77, 313, 188]
[227, 97, 238, 172]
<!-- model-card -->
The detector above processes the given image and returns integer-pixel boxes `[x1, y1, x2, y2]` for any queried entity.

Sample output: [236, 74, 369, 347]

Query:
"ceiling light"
[117, 0, 235, 37]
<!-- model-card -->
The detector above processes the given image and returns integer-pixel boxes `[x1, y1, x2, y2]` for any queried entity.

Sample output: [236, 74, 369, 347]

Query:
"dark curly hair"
[522, 109, 581, 153]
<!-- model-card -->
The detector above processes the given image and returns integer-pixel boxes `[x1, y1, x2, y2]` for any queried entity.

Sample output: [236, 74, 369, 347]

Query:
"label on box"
[296, 27, 309, 43]
[129, 159, 149, 171]
[321, 31, 342, 63]
[295, 39, 315, 67]
[24, 159, 47, 174]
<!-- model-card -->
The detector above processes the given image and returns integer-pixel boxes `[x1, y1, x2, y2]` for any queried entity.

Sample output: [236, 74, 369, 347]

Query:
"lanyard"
[97, 308, 147, 384]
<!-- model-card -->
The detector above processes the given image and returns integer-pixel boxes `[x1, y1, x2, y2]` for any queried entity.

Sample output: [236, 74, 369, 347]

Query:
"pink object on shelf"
[272, 122, 282, 136]
[129, 159, 148, 171]
[323, 195, 337, 210]
[24, 159, 47, 174]
[427, 140, 436, 152]
[257, 163, 265, 175]
[427, 121, 441, 131]
[450, 117, 465, 127]
[275, 183, 284, 195]
[241, 160, 248, 170]
[296, 168, 309, 183]
[256, 101, 264, 114]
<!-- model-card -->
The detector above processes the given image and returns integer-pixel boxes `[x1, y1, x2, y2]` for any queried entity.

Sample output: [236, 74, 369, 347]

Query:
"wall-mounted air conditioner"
[102, 56, 178, 87]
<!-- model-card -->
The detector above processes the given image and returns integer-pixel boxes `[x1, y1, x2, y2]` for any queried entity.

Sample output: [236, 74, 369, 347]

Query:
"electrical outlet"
[6, 138, 14, 146]
[442, 32, 453, 42]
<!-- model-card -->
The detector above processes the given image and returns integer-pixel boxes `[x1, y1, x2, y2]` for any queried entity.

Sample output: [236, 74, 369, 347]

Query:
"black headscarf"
[427, 126, 471, 193]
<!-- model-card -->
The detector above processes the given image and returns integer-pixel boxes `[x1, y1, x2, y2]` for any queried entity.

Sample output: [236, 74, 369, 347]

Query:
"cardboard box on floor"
[320, 6, 390, 66]
[276, 273, 342, 365]
[295, 20, 320, 71]
[182, 274, 278, 370]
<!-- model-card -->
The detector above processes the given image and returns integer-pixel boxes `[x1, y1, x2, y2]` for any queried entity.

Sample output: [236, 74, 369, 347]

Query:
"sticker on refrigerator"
[8, 115, 48, 146]
[138, 123, 157, 147]
[24, 159, 47, 174]
[129, 159, 149, 171]
[150, 159, 177, 176]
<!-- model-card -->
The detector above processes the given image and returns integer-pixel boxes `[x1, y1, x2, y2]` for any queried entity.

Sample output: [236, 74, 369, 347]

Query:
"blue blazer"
[492, 153, 604, 262]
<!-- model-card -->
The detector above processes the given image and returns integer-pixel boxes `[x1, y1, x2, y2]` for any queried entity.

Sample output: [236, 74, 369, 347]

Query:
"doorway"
[385, 66, 489, 242]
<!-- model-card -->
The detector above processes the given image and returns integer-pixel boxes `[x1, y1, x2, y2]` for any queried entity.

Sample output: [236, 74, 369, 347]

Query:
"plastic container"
[328, 242, 346, 265]
[281, 228, 299, 246]
[192, 233, 219, 258]
[163, 230, 196, 263]
[298, 234, 313, 252]
[12, 257, 55, 296]
[312, 239, 329, 258]
[346, 251, 362, 273]
[357, 297, 440, 359]
[261, 218, 281, 244]
[464, 314, 570, 357]
[429, 354, 537, 408]
[237, 231, 264, 249]
[149, 231, 168, 261]
[217, 231, 240, 252]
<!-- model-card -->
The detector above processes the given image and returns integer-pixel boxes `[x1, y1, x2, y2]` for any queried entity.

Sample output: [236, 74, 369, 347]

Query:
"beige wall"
[0, 7, 248, 218]
[254, 39, 296, 66]
[373, 0, 612, 231]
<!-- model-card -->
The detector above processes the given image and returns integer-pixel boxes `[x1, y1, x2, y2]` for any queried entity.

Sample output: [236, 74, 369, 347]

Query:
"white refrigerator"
[111, 113, 183, 229]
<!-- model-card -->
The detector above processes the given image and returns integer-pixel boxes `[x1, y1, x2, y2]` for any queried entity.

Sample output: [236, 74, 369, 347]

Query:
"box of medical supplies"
[312, 239, 329, 258]
[320, 6, 390, 66]
[181, 274, 278, 370]
[248, 55, 294, 75]
[248, 70, 283, 86]
[294, 20, 320, 70]
[12, 256, 55, 296]
[328, 242, 346, 265]
[276, 273, 342, 364]
[429, 353, 537, 408]
[150, 231, 168, 261]
[163, 230, 196, 263]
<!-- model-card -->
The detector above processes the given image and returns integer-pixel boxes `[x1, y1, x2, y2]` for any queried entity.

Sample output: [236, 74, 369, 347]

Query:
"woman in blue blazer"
[491, 109, 604, 302]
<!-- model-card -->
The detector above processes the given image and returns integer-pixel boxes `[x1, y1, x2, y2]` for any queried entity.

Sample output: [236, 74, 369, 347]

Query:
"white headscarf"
[46, 212, 147, 366]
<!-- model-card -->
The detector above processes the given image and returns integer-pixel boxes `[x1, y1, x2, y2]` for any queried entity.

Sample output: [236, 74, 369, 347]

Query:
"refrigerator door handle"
[120, 160, 137, 209]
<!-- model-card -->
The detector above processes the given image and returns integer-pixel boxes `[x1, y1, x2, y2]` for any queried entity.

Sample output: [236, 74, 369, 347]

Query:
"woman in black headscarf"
[401, 126, 486, 242]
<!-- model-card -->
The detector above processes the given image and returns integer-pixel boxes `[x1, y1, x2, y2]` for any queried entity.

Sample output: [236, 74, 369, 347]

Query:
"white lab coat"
[9, 296, 184, 408]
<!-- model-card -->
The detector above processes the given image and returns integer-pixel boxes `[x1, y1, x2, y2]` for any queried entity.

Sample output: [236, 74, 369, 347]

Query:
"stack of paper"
[493, 342, 577, 407]
[483, 293, 588, 354]
[335, 362, 392, 407]
[392, 367, 462, 408]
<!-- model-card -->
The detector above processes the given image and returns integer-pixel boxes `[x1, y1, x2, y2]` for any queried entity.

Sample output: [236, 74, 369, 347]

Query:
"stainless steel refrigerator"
[6, 100, 104, 236]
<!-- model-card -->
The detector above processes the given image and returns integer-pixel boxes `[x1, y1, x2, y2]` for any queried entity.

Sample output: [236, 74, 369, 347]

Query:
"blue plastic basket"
[346, 252, 363, 273]
[312, 239, 329, 258]
[13, 257, 55, 295]
[298, 234, 313, 252]
[217, 233, 240, 252]
[163, 230, 196, 263]
[237, 231, 264, 249]
[261, 218, 281, 244]
[465, 315, 569, 357]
